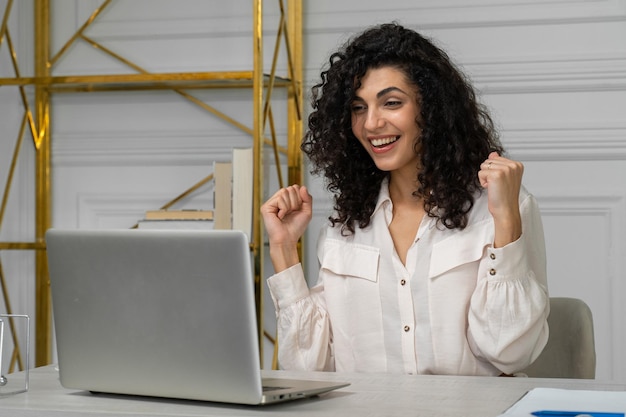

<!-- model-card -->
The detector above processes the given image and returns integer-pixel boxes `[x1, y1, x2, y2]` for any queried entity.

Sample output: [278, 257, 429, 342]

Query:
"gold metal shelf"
[0, 0, 303, 370]
[0, 72, 292, 92]
[0, 242, 45, 250]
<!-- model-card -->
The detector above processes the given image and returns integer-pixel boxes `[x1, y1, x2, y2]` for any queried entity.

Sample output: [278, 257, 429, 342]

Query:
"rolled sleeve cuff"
[267, 263, 310, 310]
[486, 233, 528, 281]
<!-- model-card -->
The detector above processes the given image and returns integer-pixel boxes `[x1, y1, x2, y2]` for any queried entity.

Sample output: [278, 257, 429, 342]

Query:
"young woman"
[261, 23, 549, 376]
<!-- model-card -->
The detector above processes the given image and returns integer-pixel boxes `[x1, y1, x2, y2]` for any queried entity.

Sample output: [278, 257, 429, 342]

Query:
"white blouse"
[267, 181, 550, 376]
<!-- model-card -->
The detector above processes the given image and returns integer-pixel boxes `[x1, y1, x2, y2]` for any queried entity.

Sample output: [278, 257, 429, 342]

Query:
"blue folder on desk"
[500, 387, 626, 417]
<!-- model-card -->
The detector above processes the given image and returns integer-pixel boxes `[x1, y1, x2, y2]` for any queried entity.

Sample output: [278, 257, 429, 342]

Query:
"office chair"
[521, 297, 596, 379]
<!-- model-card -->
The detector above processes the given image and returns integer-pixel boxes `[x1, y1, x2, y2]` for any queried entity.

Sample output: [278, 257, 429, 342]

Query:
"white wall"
[2, 0, 625, 380]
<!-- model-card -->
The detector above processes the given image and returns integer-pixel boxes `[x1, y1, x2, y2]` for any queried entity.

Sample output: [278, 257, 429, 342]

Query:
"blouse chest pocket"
[320, 239, 380, 282]
[319, 239, 386, 372]
[428, 220, 493, 279]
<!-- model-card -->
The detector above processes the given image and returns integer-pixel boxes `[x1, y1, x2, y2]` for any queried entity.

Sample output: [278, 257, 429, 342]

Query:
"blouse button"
[489, 268, 496, 276]
[400, 279, 406, 286]
[490, 253, 496, 260]
[404, 325, 410, 332]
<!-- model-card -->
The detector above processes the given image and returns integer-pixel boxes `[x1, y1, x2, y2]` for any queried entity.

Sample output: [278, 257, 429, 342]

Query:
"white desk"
[1, 366, 625, 417]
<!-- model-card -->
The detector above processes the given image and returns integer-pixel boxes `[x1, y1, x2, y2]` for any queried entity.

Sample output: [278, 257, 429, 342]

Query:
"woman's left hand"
[478, 151, 524, 248]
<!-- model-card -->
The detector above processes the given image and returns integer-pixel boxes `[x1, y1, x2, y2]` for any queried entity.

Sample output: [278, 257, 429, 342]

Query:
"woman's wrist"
[269, 242, 301, 273]
[493, 213, 522, 248]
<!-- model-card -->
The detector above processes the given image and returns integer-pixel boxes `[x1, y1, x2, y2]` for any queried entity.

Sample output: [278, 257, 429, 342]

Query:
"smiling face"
[351, 66, 423, 177]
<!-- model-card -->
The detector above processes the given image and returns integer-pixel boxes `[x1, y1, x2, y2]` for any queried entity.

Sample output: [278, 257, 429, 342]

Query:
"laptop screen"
[46, 229, 264, 403]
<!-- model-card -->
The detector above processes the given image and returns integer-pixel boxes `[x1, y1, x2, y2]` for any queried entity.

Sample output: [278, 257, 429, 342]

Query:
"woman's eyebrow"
[377, 86, 408, 98]
[352, 86, 409, 101]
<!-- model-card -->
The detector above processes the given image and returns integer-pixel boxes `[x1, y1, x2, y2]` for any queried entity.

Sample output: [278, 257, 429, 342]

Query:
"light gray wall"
[1, 0, 625, 380]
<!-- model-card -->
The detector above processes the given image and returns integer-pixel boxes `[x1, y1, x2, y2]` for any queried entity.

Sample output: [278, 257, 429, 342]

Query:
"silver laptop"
[46, 228, 348, 405]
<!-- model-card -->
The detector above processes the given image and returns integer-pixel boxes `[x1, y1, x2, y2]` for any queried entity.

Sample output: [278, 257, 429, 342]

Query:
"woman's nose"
[364, 109, 385, 131]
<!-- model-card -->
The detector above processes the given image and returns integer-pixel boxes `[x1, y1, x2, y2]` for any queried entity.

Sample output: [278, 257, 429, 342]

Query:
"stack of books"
[136, 147, 253, 241]
[137, 209, 215, 229]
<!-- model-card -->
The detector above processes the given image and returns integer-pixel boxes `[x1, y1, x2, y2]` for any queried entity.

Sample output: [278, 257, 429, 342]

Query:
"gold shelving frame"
[0, 0, 302, 368]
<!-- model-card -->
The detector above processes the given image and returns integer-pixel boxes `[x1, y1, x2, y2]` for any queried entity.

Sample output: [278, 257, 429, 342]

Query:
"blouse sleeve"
[467, 191, 550, 375]
[267, 262, 334, 371]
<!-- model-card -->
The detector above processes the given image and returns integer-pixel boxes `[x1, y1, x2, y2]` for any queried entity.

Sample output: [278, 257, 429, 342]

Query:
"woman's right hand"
[260, 184, 313, 272]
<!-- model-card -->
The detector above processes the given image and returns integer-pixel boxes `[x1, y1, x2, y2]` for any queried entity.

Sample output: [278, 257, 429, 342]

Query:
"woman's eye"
[351, 104, 366, 113]
[385, 100, 402, 107]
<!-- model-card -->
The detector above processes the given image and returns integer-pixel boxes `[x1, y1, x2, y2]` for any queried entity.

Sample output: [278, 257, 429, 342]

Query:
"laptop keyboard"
[262, 385, 291, 392]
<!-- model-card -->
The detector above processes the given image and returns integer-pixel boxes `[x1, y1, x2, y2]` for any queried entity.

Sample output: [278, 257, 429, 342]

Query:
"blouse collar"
[372, 177, 392, 218]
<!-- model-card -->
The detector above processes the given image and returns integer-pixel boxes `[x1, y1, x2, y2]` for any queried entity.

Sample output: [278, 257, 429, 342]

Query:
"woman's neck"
[388, 170, 422, 205]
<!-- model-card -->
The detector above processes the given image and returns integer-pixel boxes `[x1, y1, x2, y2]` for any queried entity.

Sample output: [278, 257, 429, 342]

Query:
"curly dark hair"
[302, 22, 504, 235]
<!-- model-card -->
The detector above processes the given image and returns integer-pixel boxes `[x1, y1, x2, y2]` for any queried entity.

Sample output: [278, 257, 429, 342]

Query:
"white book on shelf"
[144, 209, 214, 220]
[213, 160, 233, 230]
[231, 147, 253, 242]
[137, 209, 214, 230]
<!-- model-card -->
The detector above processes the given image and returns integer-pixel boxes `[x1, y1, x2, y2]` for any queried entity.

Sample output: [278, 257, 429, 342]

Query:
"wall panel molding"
[51, 130, 257, 167]
[470, 55, 626, 94]
[77, 192, 213, 229]
[51, 1, 286, 74]
[74, 0, 626, 33]
[77, 1, 281, 40]
[503, 126, 626, 161]
[305, 0, 626, 32]
[534, 191, 625, 380]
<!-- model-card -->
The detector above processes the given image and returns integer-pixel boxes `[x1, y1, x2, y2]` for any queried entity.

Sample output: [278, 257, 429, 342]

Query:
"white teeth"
[371, 136, 399, 147]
